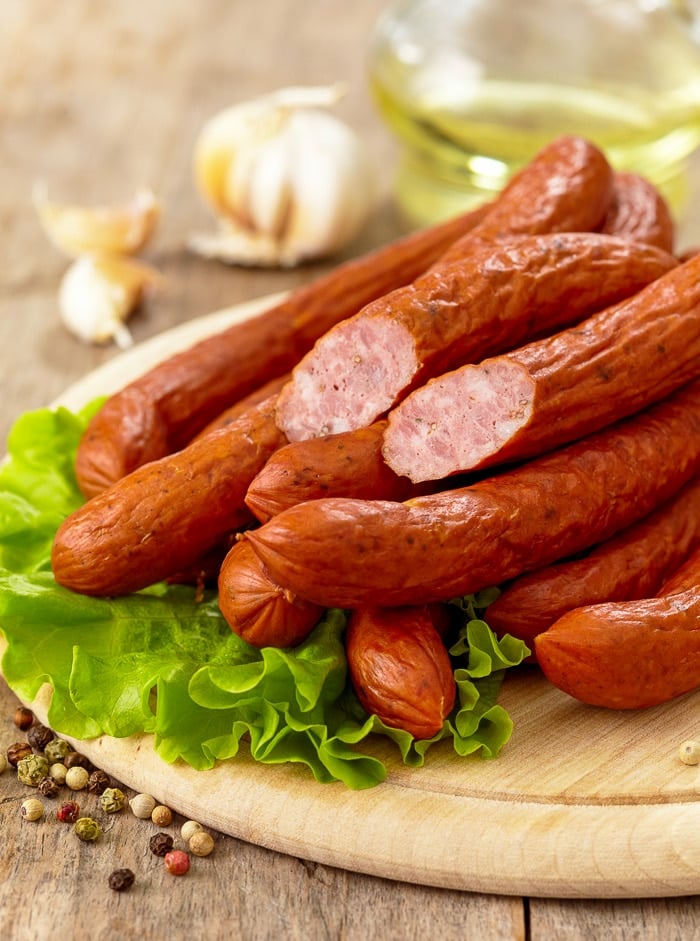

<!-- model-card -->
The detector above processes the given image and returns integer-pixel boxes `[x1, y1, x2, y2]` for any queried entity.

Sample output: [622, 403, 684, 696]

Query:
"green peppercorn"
[17, 754, 49, 787]
[100, 787, 127, 814]
[74, 817, 101, 842]
[44, 738, 71, 764]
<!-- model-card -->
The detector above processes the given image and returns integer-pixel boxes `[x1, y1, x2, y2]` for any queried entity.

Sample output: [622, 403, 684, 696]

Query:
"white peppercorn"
[180, 819, 204, 841]
[189, 830, 215, 857]
[65, 766, 90, 791]
[20, 798, 44, 821]
[679, 740, 700, 765]
[49, 762, 68, 784]
[128, 793, 157, 819]
[151, 804, 173, 827]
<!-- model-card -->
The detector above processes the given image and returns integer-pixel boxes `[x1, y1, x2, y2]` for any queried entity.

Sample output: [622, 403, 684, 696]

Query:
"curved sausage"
[217, 539, 324, 648]
[246, 379, 700, 609]
[74, 200, 492, 498]
[192, 373, 290, 441]
[598, 171, 675, 253]
[345, 605, 456, 739]
[383, 246, 694, 482]
[485, 473, 700, 654]
[534, 547, 700, 709]
[276, 137, 616, 441]
[52, 393, 288, 597]
[245, 420, 428, 524]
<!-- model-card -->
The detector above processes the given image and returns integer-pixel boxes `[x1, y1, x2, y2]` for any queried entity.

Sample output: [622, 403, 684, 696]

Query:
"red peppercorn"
[164, 850, 190, 876]
[56, 800, 81, 823]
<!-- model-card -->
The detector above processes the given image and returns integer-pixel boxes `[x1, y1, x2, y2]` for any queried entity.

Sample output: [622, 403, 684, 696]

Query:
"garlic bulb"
[33, 184, 160, 258]
[190, 85, 375, 267]
[58, 254, 163, 349]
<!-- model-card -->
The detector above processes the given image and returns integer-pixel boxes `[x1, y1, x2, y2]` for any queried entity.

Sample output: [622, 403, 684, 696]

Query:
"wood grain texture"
[2, 0, 700, 937]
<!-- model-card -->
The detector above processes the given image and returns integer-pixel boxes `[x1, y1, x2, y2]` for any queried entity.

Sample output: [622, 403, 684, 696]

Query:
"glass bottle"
[367, 0, 700, 224]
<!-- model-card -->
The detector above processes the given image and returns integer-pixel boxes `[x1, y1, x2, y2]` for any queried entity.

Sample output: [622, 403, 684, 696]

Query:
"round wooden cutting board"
[4, 296, 700, 899]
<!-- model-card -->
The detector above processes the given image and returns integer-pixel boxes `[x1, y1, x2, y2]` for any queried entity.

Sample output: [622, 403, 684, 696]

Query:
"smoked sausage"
[52, 393, 288, 597]
[73, 200, 492, 498]
[598, 171, 675, 253]
[345, 605, 456, 739]
[534, 547, 700, 709]
[275, 233, 674, 442]
[217, 539, 324, 648]
[246, 379, 700, 609]
[244, 420, 428, 524]
[485, 474, 700, 654]
[383, 247, 699, 482]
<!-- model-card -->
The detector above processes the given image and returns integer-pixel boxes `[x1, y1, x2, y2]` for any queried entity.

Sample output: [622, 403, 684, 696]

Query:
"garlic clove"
[191, 84, 375, 267]
[58, 254, 163, 348]
[34, 184, 161, 258]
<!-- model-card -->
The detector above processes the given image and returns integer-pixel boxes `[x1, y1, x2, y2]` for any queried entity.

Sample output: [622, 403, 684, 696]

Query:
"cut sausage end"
[383, 359, 536, 483]
[276, 313, 419, 441]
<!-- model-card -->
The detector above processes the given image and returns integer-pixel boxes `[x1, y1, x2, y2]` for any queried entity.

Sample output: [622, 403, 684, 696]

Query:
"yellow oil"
[367, 2, 700, 226]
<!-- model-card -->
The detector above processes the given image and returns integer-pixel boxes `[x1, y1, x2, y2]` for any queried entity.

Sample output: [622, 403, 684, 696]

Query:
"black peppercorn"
[13, 706, 34, 731]
[87, 769, 112, 794]
[149, 832, 174, 857]
[64, 750, 93, 771]
[27, 724, 54, 752]
[108, 868, 135, 892]
[6, 742, 32, 767]
[38, 776, 60, 798]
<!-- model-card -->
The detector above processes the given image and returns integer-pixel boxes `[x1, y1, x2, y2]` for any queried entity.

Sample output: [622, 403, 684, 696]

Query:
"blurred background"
[3, 0, 700, 442]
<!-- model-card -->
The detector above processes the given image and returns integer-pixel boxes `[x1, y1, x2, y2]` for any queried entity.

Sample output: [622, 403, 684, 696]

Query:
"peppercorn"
[6, 742, 32, 767]
[13, 706, 34, 731]
[27, 724, 54, 752]
[180, 819, 204, 842]
[0, 754, 7, 774]
[151, 804, 173, 827]
[64, 750, 92, 771]
[189, 830, 215, 857]
[100, 787, 127, 814]
[65, 766, 90, 791]
[149, 832, 174, 857]
[20, 798, 44, 821]
[87, 769, 112, 794]
[679, 739, 700, 765]
[56, 800, 81, 823]
[38, 775, 60, 798]
[128, 793, 157, 819]
[17, 754, 49, 787]
[44, 738, 71, 763]
[49, 762, 68, 785]
[164, 850, 190, 875]
[108, 868, 135, 892]
[74, 817, 101, 842]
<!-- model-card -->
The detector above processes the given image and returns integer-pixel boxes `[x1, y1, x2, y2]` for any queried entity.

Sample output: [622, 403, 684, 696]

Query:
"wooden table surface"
[2, 1, 700, 938]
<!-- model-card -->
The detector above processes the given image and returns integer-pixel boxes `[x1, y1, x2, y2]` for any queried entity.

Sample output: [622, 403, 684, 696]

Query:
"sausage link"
[217, 539, 324, 648]
[534, 546, 700, 709]
[74, 201, 491, 498]
[383, 246, 695, 482]
[192, 373, 290, 441]
[245, 420, 427, 524]
[276, 137, 616, 442]
[246, 379, 700, 609]
[345, 605, 456, 739]
[52, 394, 288, 597]
[485, 474, 700, 653]
[598, 171, 675, 253]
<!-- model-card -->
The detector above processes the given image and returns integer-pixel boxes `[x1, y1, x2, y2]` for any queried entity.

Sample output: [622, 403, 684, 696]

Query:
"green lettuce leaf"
[0, 403, 529, 789]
